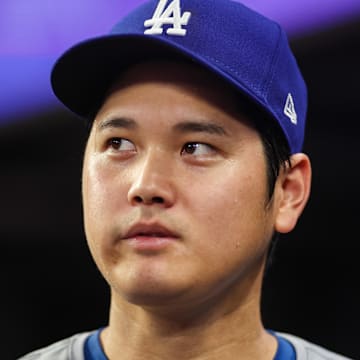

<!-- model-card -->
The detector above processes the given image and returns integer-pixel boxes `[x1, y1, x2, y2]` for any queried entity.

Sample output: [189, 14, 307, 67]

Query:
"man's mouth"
[123, 222, 179, 251]
[124, 222, 178, 240]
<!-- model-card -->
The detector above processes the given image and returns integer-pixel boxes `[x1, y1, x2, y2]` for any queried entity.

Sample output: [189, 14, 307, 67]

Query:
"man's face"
[82, 61, 280, 309]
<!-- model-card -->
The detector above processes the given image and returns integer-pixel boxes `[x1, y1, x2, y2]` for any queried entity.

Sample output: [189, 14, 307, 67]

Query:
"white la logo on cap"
[284, 93, 298, 125]
[144, 0, 191, 36]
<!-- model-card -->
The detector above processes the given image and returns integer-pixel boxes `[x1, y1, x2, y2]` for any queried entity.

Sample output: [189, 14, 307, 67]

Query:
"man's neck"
[101, 287, 277, 360]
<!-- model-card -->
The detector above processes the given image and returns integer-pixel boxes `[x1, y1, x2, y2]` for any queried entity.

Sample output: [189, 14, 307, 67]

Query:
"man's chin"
[119, 283, 190, 308]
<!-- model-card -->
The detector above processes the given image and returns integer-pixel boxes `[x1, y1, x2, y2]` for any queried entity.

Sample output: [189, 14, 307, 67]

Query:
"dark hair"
[256, 117, 291, 201]
[252, 110, 292, 268]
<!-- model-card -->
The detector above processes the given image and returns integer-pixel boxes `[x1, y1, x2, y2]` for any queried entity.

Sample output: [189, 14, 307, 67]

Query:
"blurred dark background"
[1, 2, 360, 359]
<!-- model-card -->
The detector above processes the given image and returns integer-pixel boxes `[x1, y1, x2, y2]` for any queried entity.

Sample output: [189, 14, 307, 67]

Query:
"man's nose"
[127, 151, 176, 208]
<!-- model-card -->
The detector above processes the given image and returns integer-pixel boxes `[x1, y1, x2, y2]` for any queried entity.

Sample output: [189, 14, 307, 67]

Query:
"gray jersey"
[18, 331, 353, 360]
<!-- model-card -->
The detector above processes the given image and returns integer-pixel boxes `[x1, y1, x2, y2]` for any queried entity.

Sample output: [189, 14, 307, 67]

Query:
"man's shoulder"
[17, 332, 92, 360]
[278, 332, 354, 360]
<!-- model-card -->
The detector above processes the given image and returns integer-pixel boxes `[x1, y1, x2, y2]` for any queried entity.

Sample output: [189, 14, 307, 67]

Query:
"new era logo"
[284, 93, 297, 125]
[144, 0, 191, 36]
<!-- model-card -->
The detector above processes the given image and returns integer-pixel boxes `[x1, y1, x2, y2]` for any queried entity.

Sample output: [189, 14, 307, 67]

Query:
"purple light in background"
[241, 0, 360, 36]
[0, 0, 147, 56]
[2, 0, 360, 57]
[0, 57, 62, 123]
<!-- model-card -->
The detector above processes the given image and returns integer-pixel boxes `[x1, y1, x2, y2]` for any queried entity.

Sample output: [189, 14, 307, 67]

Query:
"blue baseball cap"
[51, 0, 307, 153]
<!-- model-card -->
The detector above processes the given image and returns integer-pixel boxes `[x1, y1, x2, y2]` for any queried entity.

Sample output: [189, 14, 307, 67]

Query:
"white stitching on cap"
[284, 93, 298, 125]
[144, 0, 191, 36]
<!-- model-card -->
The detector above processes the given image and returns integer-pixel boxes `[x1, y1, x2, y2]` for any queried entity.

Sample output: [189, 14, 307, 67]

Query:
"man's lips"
[122, 222, 179, 251]
[123, 222, 178, 239]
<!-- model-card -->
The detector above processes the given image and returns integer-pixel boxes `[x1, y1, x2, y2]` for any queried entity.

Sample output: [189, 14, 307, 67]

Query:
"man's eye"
[181, 142, 215, 156]
[107, 138, 135, 152]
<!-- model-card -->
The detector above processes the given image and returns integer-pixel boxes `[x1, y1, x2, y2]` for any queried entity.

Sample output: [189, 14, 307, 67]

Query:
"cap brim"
[51, 34, 267, 119]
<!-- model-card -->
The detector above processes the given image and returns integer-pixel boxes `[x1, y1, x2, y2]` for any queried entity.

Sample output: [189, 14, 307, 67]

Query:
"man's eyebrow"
[97, 117, 137, 131]
[173, 121, 229, 136]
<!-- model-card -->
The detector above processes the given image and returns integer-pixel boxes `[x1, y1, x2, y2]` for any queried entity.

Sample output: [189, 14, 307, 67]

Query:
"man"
[19, 0, 352, 359]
